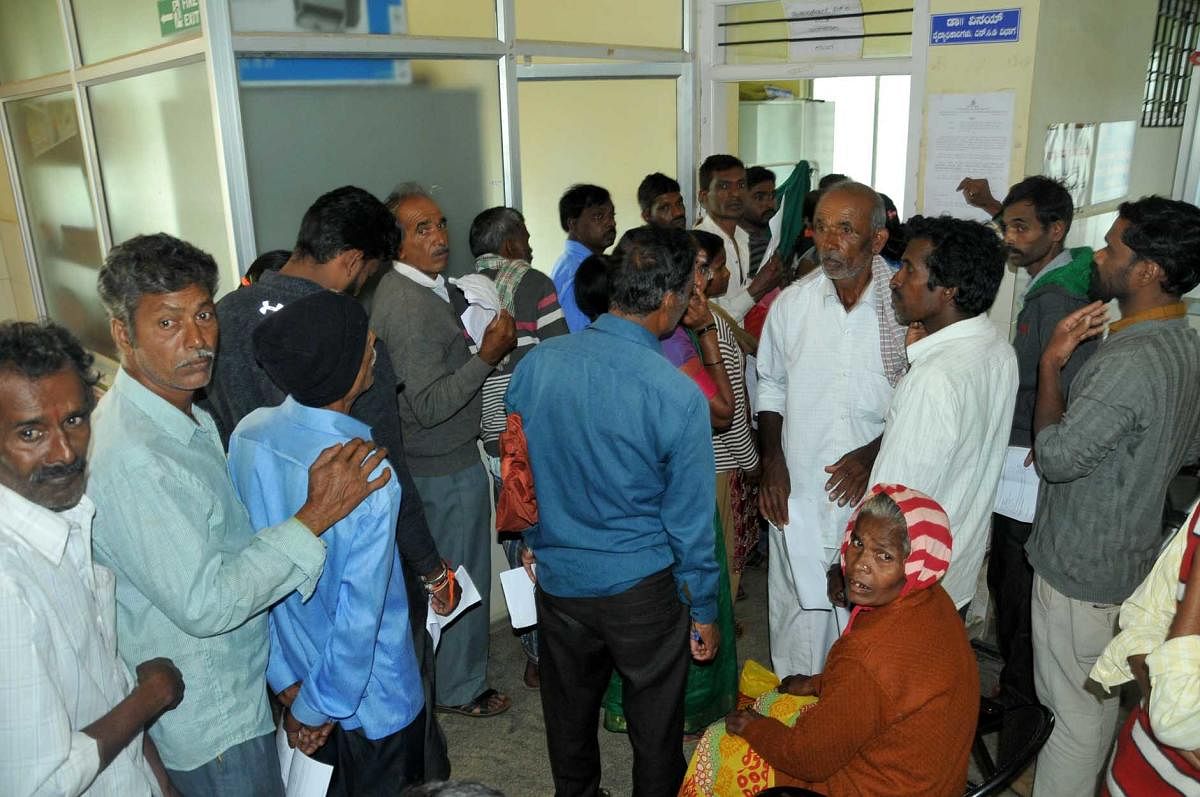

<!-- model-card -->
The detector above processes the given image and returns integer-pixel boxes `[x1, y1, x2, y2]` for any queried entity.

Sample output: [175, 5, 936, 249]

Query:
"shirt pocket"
[849, 368, 893, 426]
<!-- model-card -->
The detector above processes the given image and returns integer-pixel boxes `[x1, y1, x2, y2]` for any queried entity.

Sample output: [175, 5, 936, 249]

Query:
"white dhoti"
[767, 503, 850, 678]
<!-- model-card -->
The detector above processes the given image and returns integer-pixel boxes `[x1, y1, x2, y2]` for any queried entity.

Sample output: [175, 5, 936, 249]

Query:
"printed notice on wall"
[784, 1, 865, 60]
[1044, 123, 1096, 208]
[923, 91, 1015, 219]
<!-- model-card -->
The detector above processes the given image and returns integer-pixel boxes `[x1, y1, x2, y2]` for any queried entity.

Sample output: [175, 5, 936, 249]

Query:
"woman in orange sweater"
[726, 484, 979, 796]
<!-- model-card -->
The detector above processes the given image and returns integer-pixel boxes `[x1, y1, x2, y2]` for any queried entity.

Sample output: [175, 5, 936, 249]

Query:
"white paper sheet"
[993, 445, 1040, 523]
[275, 720, 334, 797]
[784, 1, 865, 60]
[425, 565, 482, 650]
[499, 565, 538, 629]
[922, 92, 1015, 219]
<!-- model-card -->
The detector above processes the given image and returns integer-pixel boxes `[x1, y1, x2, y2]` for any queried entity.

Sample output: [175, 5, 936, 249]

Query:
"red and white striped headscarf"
[840, 483, 953, 631]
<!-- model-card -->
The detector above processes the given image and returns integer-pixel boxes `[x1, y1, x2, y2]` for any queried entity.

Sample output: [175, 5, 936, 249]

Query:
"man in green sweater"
[1026, 196, 1200, 796]
[990, 176, 1098, 712]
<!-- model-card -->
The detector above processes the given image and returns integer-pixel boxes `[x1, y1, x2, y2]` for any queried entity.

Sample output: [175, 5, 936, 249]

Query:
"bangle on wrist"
[693, 322, 716, 337]
[702, 359, 722, 367]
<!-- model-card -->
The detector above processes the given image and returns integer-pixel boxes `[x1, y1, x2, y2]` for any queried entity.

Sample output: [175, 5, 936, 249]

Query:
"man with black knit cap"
[228, 290, 427, 792]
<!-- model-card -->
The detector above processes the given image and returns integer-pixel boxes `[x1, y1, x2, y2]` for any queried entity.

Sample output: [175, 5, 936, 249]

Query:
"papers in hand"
[425, 566, 482, 650]
[499, 565, 537, 629]
[994, 446, 1040, 524]
[275, 719, 333, 797]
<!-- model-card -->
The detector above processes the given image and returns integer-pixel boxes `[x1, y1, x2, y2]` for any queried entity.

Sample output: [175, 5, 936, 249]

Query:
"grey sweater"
[1026, 317, 1200, 604]
[370, 268, 493, 476]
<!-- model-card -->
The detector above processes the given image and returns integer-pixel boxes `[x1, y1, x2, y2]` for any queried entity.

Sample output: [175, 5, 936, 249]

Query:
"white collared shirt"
[697, 215, 754, 322]
[756, 268, 895, 548]
[393, 261, 449, 303]
[0, 486, 158, 796]
[869, 314, 1019, 608]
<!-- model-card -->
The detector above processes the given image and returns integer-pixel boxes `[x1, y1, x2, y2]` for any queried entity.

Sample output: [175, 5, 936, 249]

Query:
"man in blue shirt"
[229, 290, 426, 792]
[551, 184, 616, 332]
[508, 225, 720, 797]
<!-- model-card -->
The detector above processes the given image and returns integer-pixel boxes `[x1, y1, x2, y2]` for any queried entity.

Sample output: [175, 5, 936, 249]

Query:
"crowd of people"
[1, 150, 1199, 797]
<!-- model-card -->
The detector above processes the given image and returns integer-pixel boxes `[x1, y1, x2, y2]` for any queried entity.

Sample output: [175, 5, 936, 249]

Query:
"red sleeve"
[678, 357, 718, 400]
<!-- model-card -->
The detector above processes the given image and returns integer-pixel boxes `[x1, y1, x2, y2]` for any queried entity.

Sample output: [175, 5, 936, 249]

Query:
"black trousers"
[537, 569, 691, 797]
[987, 513, 1037, 703]
[312, 709, 426, 796]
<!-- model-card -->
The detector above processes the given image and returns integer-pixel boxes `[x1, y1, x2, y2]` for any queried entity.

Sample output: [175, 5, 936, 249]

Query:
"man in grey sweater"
[990, 176, 1098, 710]
[372, 183, 516, 718]
[1025, 196, 1200, 797]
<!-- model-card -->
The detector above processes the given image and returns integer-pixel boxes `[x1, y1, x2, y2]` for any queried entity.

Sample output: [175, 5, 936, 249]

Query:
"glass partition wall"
[0, 1, 696, 360]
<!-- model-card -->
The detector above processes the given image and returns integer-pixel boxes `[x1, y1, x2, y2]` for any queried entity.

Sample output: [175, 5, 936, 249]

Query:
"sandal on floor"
[436, 688, 512, 718]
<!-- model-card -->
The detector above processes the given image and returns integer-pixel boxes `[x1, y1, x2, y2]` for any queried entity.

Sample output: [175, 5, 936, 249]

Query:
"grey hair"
[97, 233, 219, 329]
[856, 491, 910, 558]
[400, 781, 505, 797]
[823, 180, 887, 232]
[384, 181, 432, 213]
[469, 206, 525, 258]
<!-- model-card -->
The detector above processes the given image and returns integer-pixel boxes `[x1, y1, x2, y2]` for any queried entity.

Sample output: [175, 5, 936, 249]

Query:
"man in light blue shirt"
[89, 234, 390, 796]
[551, 183, 616, 332]
[229, 290, 426, 791]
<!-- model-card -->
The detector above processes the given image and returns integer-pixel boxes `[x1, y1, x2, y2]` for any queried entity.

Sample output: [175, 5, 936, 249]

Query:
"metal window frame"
[0, 0, 217, 318]
[698, 0, 929, 218]
[203, 0, 696, 270]
[1143, 0, 1200, 128]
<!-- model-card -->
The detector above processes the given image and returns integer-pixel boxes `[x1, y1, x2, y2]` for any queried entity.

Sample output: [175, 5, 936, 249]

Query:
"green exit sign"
[158, 0, 201, 37]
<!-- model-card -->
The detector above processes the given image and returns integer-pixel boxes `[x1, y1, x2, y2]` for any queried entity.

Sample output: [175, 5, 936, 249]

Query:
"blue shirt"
[505, 313, 719, 622]
[228, 397, 423, 739]
[550, 239, 594, 333]
[89, 370, 326, 771]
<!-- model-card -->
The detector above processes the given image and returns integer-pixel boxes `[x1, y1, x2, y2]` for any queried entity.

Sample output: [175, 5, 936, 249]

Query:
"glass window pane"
[723, 0, 911, 65]
[231, 0, 496, 39]
[516, 0, 682, 49]
[518, 78, 677, 275]
[89, 63, 231, 286]
[238, 58, 504, 277]
[73, 0, 200, 65]
[6, 93, 108, 354]
[0, 1, 69, 83]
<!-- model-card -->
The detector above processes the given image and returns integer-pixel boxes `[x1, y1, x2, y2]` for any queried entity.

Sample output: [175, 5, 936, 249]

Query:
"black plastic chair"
[964, 697, 1055, 797]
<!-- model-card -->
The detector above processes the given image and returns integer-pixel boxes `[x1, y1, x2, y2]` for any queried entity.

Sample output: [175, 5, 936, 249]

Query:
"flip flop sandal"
[436, 688, 511, 718]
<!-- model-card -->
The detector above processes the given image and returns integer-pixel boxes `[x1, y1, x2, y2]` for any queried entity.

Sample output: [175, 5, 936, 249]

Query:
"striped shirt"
[711, 311, 759, 473]
[479, 262, 569, 453]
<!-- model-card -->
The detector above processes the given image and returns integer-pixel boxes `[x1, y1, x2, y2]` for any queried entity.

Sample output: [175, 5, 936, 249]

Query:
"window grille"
[1143, 0, 1200, 127]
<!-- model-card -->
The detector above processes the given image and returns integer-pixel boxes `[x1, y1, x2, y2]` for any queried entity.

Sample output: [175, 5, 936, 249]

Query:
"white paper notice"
[275, 720, 334, 797]
[1090, 121, 1136, 205]
[784, 1, 864, 60]
[1044, 122, 1097, 208]
[426, 566, 482, 651]
[922, 92, 1015, 220]
[993, 446, 1040, 523]
[499, 565, 538, 629]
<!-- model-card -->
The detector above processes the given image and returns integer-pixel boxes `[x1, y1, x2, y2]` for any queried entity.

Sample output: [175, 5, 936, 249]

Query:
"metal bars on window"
[1143, 0, 1200, 127]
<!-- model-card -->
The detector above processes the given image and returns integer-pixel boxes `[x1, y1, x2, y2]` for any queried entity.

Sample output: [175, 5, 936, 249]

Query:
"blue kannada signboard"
[930, 9, 1021, 46]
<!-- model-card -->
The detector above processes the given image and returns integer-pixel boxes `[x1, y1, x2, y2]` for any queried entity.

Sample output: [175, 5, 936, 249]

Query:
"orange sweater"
[740, 586, 978, 796]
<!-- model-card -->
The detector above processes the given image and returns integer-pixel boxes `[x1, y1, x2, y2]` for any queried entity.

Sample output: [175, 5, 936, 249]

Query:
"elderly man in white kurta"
[756, 182, 907, 677]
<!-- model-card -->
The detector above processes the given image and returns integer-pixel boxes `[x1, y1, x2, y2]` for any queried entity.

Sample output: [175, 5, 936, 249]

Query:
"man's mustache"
[32, 458, 85, 484]
[176, 349, 215, 368]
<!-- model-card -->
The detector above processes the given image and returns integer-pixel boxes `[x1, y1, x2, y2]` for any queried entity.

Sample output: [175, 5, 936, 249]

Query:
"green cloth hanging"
[773, 160, 813, 264]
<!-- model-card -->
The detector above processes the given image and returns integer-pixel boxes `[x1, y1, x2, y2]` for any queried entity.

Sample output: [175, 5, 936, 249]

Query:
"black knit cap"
[253, 290, 369, 407]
